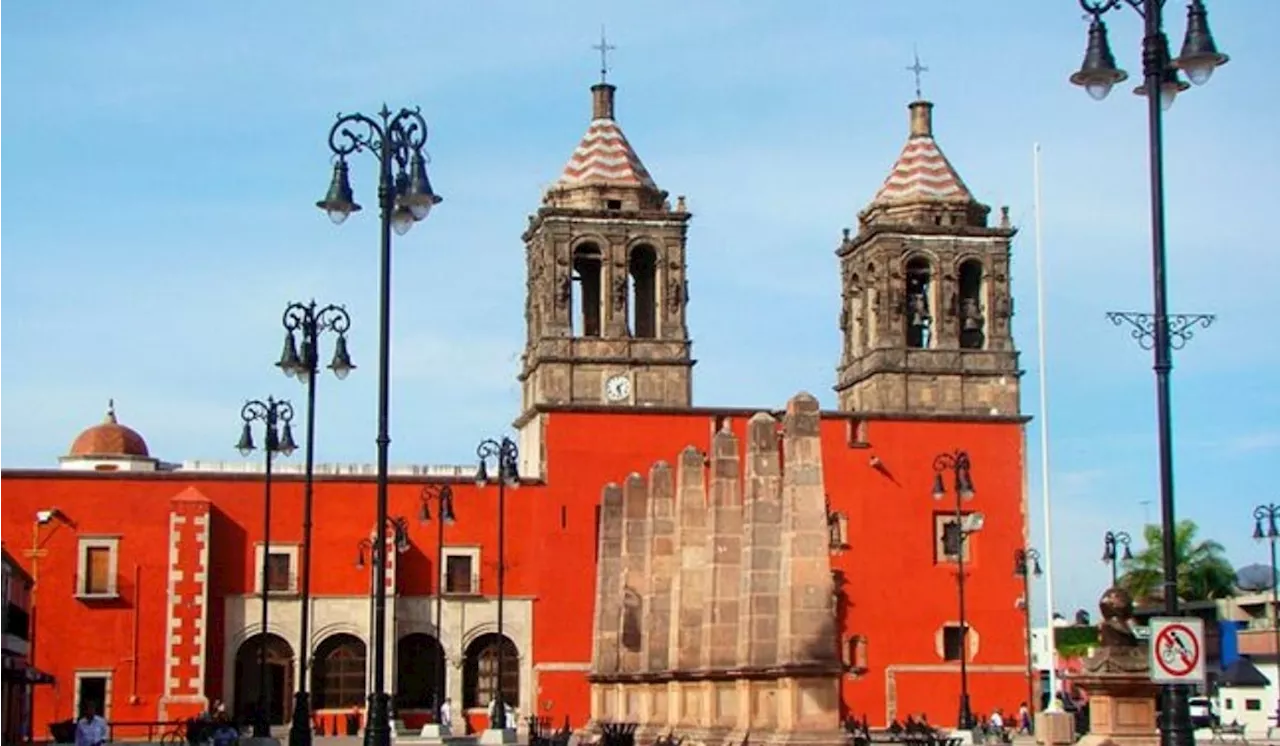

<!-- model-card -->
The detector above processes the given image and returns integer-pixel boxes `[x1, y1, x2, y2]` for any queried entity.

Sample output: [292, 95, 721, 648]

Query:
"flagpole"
[1032, 142, 1061, 712]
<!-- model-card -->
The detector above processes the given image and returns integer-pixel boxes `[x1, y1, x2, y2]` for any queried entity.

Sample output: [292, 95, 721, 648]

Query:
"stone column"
[738, 413, 783, 669]
[643, 462, 677, 673]
[591, 484, 626, 675]
[702, 426, 743, 670]
[778, 393, 837, 666]
[671, 446, 709, 672]
[619, 473, 650, 674]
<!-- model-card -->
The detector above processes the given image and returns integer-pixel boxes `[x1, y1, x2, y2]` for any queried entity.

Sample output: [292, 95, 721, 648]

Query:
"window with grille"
[312, 635, 367, 709]
[934, 513, 972, 563]
[445, 555, 474, 594]
[463, 635, 519, 709]
[266, 553, 291, 592]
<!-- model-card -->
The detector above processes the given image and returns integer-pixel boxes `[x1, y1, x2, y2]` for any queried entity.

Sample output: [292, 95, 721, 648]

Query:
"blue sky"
[2, 1, 1276, 619]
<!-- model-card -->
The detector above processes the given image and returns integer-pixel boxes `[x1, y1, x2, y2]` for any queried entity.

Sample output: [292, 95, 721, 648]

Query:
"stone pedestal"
[419, 723, 452, 739]
[478, 728, 517, 745]
[1035, 710, 1077, 746]
[1071, 661, 1159, 746]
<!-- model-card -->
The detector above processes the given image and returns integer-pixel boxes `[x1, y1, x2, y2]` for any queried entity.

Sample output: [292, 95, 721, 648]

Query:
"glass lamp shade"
[931, 473, 946, 500]
[235, 423, 255, 457]
[1070, 18, 1128, 101]
[401, 151, 443, 221]
[475, 460, 489, 487]
[277, 422, 298, 456]
[1174, 0, 1229, 86]
[391, 207, 415, 236]
[316, 160, 362, 224]
[1134, 76, 1190, 112]
[276, 332, 301, 378]
[328, 334, 355, 380]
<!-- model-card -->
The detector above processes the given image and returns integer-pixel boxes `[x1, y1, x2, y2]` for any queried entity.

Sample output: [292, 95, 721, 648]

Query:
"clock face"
[604, 375, 631, 402]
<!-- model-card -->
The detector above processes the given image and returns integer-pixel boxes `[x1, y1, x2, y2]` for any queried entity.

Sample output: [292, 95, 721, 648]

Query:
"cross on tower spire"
[592, 25, 616, 84]
[906, 46, 929, 101]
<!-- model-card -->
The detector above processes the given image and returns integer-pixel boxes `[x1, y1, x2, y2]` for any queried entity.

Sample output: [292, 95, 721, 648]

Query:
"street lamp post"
[1251, 504, 1280, 722]
[1101, 530, 1134, 589]
[276, 301, 356, 746]
[236, 397, 298, 737]
[1069, 4, 1228, 746]
[317, 103, 441, 746]
[1014, 548, 1043, 717]
[475, 437, 520, 732]
[932, 449, 978, 731]
[418, 485, 457, 717]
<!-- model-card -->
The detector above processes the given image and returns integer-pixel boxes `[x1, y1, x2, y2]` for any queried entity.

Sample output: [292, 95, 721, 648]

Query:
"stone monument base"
[1035, 710, 1077, 746]
[591, 672, 845, 746]
[1075, 690, 1157, 746]
[478, 728, 517, 745]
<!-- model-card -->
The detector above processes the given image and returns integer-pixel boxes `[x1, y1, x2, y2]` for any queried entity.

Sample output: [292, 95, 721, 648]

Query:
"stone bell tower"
[517, 81, 694, 421]
[834, 99, 1021, 417]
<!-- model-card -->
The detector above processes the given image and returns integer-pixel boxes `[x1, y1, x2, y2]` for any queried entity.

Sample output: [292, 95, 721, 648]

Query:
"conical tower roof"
[543, 83, 666, 211]
[860, 100, 989, 228]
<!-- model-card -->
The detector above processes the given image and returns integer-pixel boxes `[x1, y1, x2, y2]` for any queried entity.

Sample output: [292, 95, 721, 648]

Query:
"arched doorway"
[312, 634, 367, 710]
[234, 633, 294, 725]
[462, 633, 518, 710]
[396, 633, 445, 712]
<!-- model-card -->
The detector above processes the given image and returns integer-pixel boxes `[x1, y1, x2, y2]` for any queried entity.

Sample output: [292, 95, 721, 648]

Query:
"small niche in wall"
[846, 419, 870, 447]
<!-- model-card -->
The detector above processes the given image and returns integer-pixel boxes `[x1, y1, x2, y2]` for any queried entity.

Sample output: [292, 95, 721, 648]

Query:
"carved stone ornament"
[1097, 587, 1139, 648]
[995, 296, 1013, 320]
[556, 275, 571, 309]
[1081, 646, 1150, 675]
[612, 275, 627, 312]
[666, 278, 684, 314]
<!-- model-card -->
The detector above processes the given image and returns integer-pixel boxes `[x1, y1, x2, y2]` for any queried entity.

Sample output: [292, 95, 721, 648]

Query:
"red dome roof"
[68, 401, 150, 458]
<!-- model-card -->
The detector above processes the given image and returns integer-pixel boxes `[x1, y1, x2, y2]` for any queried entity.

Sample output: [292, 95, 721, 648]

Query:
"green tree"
[1119, 519, 1236, 603]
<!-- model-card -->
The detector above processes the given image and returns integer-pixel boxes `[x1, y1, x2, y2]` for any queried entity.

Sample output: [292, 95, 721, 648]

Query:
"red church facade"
[0, 404, 1031, 735]
[3, 82, 1035, 736]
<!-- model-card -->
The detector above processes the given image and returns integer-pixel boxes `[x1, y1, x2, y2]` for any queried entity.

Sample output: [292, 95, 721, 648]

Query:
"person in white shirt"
[989, 709, 1005, 734]
[75, 703, 108, 746]
[439, 698, 453, 731]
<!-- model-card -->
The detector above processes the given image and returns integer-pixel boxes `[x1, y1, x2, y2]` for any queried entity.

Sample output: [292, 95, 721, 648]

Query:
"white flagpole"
[1032, 142, 1061, 711]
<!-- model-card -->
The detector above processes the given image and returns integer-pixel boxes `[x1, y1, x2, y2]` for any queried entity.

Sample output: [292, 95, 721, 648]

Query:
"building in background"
[3, 548, 51, 744]
[1, 82, 1032, 735]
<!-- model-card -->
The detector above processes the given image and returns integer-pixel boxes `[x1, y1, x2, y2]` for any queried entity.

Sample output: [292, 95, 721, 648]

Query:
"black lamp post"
[1069, 5, 1228, 746]
[276, 301, 355, 746]
[317, 104, 441, 746]
[418, 485, 457, 718]
[1252, 504, 1280, 722]
[1101, 530, 1134, 589]
[236, 397, 298, 737]
[932, 449, 977, 731]
[475, 437, 520, 731]
[1014, 548, 1043, 718]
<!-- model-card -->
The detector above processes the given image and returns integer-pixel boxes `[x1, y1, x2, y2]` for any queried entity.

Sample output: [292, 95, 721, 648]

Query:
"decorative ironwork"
[1104, 311, 1215, 351]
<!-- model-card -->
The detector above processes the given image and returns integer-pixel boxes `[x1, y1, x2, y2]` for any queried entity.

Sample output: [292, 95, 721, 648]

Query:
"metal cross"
[907, 47, 929, 100]
[592, 25, 616, 84]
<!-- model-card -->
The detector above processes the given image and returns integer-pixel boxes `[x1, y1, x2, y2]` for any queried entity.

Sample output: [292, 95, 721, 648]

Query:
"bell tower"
[834, 99, 1021, 417]
[517, 81, 694, 423]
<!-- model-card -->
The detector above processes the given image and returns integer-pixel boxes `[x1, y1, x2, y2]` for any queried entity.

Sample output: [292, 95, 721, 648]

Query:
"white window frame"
[76, 536, 121, 599]
[253, 543, 300, 595]
[74, 669, 113, 718]
[933, 513, 974, 564]
[441, 546, 481, 596]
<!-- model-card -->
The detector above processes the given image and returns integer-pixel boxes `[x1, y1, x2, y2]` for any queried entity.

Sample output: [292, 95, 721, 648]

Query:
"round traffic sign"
[1153, 623, 1201, 678]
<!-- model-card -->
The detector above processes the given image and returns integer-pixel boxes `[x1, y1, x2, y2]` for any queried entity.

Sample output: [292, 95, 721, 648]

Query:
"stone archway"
[234, 633, 294, 725]
[462, 633, 518, 710]
[311, 633, 367, 710]
[396, 633, 445, 712]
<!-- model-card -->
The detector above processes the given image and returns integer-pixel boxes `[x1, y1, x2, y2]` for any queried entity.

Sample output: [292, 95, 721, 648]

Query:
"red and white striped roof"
[556, 118, 658, 191]
[872, 128, 973, 205]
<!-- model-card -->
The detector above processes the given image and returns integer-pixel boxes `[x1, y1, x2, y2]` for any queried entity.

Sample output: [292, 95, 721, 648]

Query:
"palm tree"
[1119, 519, 1236, 603]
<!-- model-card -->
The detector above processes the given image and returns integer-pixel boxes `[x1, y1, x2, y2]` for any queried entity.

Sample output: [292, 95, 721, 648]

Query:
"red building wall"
[1, 405, 1029, 734]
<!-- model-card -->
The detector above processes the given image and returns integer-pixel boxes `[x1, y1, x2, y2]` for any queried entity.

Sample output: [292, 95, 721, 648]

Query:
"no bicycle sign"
[1149, 617, 1206, 684]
